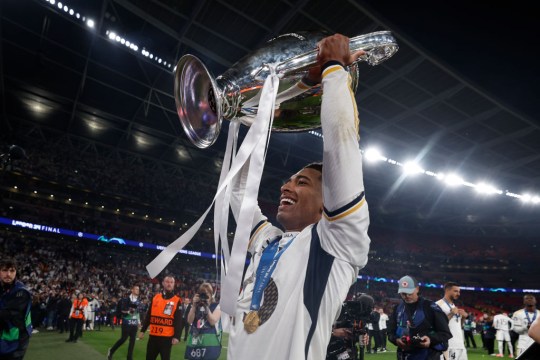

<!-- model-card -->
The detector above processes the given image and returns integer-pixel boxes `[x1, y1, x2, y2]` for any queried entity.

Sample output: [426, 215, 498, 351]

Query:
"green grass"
[26, 328, 228, 360]
[26, 330, 500, 360]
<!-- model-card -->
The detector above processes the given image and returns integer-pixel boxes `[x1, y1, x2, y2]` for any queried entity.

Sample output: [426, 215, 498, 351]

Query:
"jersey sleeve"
[317, 65, 370, 266]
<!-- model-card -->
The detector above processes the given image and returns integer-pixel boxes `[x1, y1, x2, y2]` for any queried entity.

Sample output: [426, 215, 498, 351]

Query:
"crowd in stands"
[0, 138, 537, 336]
[0, 227, 218, 332]
[0, 224, 532, 336]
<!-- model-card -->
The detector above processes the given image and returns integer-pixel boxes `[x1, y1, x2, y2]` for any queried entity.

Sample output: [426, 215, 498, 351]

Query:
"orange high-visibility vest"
[148, 293, 180, 337]
[70, 298, 88, 320]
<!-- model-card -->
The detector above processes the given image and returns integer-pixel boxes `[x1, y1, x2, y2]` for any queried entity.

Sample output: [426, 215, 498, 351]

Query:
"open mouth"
[279, 197, 296, 207]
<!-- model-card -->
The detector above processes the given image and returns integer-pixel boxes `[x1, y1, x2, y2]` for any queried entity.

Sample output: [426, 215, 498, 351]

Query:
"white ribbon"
[146, 66, 279, 316]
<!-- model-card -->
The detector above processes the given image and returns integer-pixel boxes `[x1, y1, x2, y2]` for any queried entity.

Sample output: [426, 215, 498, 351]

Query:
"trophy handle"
[275, 31, 398, 75]
[174, 55, 222, 148]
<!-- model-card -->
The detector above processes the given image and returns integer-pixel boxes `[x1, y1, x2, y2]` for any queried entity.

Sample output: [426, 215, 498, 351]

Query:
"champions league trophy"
[174, 31, 398, 148]
[148, 31, 398, 315]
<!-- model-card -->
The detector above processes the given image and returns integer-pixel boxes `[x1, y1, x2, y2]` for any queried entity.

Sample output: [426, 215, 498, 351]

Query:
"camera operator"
[326, 294, 373, 360]
[387, 276, 451, 360]
[185, 283, 222, 360]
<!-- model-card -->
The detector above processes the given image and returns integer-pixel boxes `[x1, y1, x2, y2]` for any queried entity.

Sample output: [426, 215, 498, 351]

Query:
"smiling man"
[227, 34, 371, 360]
[0, 258, 32, 360]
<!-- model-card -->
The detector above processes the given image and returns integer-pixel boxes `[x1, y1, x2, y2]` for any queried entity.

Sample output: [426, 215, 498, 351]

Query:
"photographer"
[326, 295, 373, 360]
[387, 276, 451, 360]
[107, 285, 141, 360]
[185, 283, 222, 360]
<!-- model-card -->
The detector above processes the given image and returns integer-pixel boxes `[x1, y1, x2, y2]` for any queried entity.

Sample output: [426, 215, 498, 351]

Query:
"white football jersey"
[436, 299, 465, 349]
[512, 308, 540, 350]
[227, 66, 371, 360]
[493, 313, 513, 331]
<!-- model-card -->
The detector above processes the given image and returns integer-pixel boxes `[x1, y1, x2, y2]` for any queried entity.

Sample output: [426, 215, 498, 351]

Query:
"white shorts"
[496, 330, 511, 342]
[441, 348, 468, 360]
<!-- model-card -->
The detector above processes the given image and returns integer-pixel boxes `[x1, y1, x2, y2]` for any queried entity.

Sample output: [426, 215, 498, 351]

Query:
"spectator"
[0, 258, 32, 360]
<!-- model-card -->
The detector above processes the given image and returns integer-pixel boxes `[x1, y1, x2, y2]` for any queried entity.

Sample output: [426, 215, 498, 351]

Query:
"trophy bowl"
[174, 31, 398, 148]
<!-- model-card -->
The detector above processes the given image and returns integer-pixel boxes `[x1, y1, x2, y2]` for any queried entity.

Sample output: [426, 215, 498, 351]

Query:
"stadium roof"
[1, 0, 538, 237]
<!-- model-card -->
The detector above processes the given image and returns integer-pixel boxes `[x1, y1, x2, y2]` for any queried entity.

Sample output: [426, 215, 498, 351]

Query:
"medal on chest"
[244, 311, 261, 334]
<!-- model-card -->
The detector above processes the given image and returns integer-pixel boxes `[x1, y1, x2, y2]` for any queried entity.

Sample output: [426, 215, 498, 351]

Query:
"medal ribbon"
[250, 236, 294, 311]
[525, 309, 537, 325]
[443, 298, 459, 321]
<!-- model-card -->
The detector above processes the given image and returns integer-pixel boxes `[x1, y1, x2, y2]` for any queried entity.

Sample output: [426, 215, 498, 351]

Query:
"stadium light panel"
[403, 161, 424, 175]
[444, 174, 463, 187]
[365, 148, 386, 162]
[86, 19, 95, 28]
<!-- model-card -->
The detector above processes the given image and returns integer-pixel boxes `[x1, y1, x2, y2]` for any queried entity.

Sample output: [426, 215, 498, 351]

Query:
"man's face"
[0, 267, 16, 285]
[184, 298, 190, 304]
[524, 295, 537, 308]
[447, 286, 461, 301]
[132, 286, 140, 296]
[276, 167, 323, 232]
[400, 287, 419, 304]
[162, 277, 175, 292]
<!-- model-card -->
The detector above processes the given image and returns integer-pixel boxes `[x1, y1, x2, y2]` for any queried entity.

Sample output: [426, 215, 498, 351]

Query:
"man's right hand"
[396, 338, 407, 349]
[331, 328, 352, 339]
[317, 34, 365, 68]
[138, 331, 145, 339]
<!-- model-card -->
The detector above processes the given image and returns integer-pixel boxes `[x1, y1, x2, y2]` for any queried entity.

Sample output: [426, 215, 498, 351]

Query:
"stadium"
[0, 1, 537, 359]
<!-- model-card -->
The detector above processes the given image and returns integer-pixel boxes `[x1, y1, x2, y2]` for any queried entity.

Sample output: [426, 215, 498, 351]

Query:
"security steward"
[387, 275, 452, 360]
[139, 275, 182, 360]
[0, 258, 32, 360]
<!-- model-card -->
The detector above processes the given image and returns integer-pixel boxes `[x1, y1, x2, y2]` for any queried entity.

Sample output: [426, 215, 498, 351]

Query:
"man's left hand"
[418, 335, 431, 348]
[172, 338, 179, 345]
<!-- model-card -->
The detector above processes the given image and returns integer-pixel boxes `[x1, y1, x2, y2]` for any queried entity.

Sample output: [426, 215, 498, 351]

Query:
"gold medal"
[244, 311, 260, 334]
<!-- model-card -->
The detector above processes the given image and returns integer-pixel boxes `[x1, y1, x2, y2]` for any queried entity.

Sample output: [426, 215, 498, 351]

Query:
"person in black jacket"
[56, 291, 72, 334]
[107, 285, 141, 360]
[367, 307, 381, 354]
[0, 258, 32, 360]
[387, 276, 452, 360]
[179, 298, 191, 342]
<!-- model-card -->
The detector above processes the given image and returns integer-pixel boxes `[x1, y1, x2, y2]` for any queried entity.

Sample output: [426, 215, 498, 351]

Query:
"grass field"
[26, 329, 506, 359]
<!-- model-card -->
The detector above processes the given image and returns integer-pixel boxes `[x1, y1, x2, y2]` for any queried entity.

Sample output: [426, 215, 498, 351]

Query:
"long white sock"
[507, 341, 513, 356]
[498, 340, 503, 355]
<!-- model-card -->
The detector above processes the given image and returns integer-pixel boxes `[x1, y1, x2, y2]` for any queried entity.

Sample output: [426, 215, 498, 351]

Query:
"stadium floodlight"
[86, 19, 95, 28]
[69, 9, 74, 15]
[532, 196, 540, 204]
[444, 174, 464, 187]
[521, 194, 532, 203]
[476, 182, 503, 195]
[57, 2, 62, 9]
[403, 161, 424, 175]
[365, 148, 386, 162]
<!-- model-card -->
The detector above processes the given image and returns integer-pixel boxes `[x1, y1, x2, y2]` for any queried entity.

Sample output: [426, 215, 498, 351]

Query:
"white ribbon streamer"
[146, 66, 280, 316]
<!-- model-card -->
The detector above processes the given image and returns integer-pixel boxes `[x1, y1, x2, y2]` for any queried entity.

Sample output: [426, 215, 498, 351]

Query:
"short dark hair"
[444, 282, 459, 291]
[303, 162, 322, 173]
[0, 258, 17, 271]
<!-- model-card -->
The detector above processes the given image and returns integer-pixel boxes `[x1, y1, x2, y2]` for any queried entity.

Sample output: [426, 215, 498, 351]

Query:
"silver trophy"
[174, 31, 398, 148]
